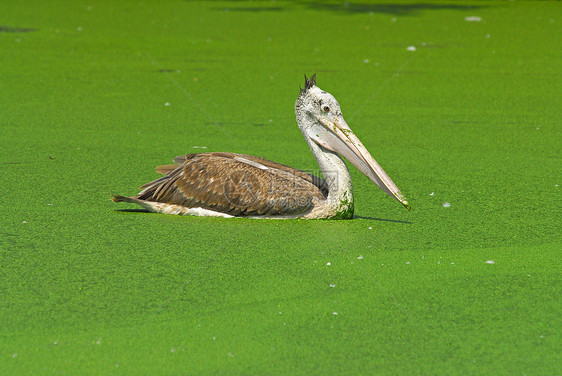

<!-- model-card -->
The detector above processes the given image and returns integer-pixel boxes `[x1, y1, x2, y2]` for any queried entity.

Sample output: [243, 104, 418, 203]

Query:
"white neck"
[298, 117, 354, 218]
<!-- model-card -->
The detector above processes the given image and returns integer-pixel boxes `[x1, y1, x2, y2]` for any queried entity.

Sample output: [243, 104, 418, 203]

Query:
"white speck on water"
[326, 262, 331, 266]
[364, 59, 370, 63]
[330, 283, 336, 288]
[11, 353, 17, 358]
[443, 202, 451, 208]
[429, 192, 434, 196]
[77, 26, 82, 31]
[357, 255, 364, 260]
[485, 260, 495, 264]
[192, 146, 207, 149]
[228, 352, 234, 358]
[164, 102, 170, 106]
[407, 46, 416, 51]
[22, 221, 27, 223]
[170, 348, 175, 352]
[333, 311, 338, 315]
[465, 16, 482, 22]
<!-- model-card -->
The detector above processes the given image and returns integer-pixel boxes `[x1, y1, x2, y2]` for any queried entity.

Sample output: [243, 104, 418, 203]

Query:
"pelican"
[113, 75, 410, 219]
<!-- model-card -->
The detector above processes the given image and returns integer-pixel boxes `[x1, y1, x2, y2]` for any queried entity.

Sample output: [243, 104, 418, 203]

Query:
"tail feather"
[113, 194, 190, 214]
[112, 195, 137, 203]
[155, 164, 180, 175]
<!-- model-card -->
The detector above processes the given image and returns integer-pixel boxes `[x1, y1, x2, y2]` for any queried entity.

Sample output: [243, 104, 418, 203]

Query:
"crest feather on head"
[300, 74, 317, 94]
[305, 74, 316, 90]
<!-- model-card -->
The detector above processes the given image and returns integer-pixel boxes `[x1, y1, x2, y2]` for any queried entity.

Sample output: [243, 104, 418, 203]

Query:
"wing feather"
[135, 153, 326, 217]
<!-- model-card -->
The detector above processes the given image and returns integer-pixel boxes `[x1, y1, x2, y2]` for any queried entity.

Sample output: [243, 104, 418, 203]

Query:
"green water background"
[1, 1, 560, 374]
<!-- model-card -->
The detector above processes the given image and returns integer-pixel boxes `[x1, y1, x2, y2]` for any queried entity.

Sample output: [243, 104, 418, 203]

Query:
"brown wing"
[172, 152, 328, 196]
[135, 152, 327, 217]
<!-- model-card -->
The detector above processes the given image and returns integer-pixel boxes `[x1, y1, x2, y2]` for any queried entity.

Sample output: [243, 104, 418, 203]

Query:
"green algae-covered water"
[1, 1, 560, 374]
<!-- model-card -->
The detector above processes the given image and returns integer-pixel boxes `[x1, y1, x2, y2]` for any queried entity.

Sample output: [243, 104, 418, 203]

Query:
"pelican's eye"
[322, 105, 330, 113]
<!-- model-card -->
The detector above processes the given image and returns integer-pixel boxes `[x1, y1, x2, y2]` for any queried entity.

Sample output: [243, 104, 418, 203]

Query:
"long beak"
[315, 117, 410, 210]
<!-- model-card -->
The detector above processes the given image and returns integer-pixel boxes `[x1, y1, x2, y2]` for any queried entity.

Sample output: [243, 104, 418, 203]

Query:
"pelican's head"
[295, 74, 410, 210]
